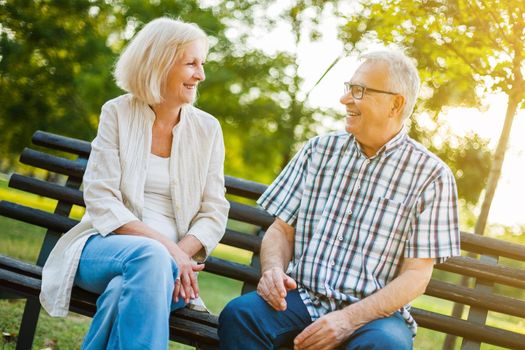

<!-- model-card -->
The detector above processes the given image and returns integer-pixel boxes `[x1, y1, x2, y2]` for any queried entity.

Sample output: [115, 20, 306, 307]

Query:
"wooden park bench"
[1, 130, 525, 349]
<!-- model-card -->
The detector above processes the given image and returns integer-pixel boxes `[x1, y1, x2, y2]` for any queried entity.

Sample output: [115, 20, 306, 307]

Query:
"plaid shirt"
[257, 129, 460, 336]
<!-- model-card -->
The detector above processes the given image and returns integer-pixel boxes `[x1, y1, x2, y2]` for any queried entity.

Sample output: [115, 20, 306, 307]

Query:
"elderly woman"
[40, 17, 229, 349]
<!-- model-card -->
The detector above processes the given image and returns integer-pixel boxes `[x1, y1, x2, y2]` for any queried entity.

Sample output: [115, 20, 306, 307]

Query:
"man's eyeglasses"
[343, 82, 398, 100]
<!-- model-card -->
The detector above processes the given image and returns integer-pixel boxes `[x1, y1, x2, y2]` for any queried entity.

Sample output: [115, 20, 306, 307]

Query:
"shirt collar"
[351, 126, 408, 159]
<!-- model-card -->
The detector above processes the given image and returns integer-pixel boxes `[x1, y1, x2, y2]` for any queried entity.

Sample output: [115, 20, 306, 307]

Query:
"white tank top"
[142, 153, 178, 242]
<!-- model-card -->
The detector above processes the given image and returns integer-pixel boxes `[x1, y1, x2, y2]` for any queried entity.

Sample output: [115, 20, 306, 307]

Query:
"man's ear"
[390, 94, 405, 118]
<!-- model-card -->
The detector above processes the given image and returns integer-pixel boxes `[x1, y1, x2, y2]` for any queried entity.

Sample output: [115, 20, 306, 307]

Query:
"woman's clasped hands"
[169, 243, 204, 304]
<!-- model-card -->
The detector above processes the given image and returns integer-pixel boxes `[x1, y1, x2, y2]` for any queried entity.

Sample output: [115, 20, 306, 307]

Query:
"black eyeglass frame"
[343, 82, 398, 100]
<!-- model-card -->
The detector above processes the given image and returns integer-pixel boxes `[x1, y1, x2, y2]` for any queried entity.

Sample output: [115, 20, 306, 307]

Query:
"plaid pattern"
[257, 129, 460, 336]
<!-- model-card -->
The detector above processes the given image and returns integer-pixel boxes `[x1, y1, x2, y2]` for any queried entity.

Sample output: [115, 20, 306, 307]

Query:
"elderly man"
[218, 51, 460, 350]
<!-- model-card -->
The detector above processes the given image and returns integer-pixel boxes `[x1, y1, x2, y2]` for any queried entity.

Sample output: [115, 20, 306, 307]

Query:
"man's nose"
[340, 91, 354, 105]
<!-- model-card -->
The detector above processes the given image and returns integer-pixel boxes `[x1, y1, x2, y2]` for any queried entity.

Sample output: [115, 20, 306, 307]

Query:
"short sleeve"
[404, 168, 461, 264]
[257, 140, 312, 226]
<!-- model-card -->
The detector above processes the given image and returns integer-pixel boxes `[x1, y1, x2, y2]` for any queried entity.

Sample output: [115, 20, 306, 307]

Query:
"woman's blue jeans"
[218, 290, 413, 350]
[74, 234, 185, 350]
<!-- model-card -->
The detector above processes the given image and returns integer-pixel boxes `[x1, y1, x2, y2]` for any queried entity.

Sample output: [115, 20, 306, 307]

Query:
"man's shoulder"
[306, 131, 350, 153]
[403, 136, 454, 177]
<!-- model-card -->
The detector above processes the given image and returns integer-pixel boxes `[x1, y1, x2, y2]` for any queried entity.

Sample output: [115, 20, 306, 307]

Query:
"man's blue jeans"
[218, 290, 413, 349]
[74, 234, 185, 350]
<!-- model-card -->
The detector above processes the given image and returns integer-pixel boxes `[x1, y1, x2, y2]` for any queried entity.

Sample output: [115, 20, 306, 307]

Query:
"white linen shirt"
[40, 94, 230, 317]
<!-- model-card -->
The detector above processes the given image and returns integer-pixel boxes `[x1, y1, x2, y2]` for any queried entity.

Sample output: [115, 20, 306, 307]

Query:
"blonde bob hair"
[114, 17, 208, 105]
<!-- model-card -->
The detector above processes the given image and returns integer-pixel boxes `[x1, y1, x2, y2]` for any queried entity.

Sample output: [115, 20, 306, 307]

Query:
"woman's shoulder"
[101, 93, 134, 111]
[187, 105, 221, 131]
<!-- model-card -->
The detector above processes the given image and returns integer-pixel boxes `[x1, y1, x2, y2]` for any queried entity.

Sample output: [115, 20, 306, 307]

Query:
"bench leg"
[16, 299, 41, 350]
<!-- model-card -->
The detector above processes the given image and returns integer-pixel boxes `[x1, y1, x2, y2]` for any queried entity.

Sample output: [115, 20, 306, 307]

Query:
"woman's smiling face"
[164, 39, 207, 105]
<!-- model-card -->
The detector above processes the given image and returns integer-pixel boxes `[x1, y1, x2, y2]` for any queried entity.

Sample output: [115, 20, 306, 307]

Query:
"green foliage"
[408, 116, 492, 205]
[335, 0, 525, 205]
[0, 0, 332, 183]
[0, 0, 119, 165]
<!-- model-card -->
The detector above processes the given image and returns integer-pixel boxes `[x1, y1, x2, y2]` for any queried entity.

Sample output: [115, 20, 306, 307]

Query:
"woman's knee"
[131, 238, 172, 268]
[97, 275, 124, 310]
[125, 238, 175, 284]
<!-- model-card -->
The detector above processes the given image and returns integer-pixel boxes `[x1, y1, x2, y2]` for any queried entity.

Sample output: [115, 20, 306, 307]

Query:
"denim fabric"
[75, 234, 185, 350]
[218, 291, 412, 350]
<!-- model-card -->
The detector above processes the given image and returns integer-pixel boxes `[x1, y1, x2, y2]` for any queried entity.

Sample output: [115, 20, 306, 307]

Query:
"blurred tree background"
[1, 0, 523, 234]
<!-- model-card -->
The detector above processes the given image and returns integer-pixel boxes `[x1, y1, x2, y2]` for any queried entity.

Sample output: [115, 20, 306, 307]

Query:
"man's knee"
[346, 315, 412, 350]
[219, 293, 260, 326]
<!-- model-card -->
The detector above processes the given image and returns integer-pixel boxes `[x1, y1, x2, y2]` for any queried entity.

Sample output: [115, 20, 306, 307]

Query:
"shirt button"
[348, 209, 353, 215]
[330, 260, 335, 266]
[356, 185, 361, 190]
[338, 235, 343, 241]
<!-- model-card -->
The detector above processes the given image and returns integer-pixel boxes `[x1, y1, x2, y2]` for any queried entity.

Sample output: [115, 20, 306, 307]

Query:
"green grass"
[0, 176, 520, 349]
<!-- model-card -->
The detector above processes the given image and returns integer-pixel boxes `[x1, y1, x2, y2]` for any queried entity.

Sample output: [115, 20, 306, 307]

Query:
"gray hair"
[360, 50, 420, 120]
[114, 17, 208, 105]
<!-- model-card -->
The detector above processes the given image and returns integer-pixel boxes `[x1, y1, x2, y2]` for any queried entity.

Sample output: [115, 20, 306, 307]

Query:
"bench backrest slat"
[410, 308, 525, 349]
[32, 131, 91, 157]
[435, 256, 525, 289]
[10, 174, 85, 206]
[20, 148, 86, 178]
[460, 231, 525, 260]
[426, 279, 525, 318]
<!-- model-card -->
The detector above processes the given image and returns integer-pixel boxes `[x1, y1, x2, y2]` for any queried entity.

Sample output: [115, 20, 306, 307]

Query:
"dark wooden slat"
[9, 174, 85, 206]
[0, 255, 42, 279]
[436, 256, 525, 289]
[460, 231, 525, 261]
[204, 256, 260, 284]
[20, 148, 86, 178]
[0, 201, 78, 233]
[174, 308, 218, 328]
[220, 229, 262, 253]
[425, 279, 525, 318]
[228, 201, 274, 229]
[32, 131, 92, 157]
[225, 176, 267, 200]
[411, 308, 525, 349]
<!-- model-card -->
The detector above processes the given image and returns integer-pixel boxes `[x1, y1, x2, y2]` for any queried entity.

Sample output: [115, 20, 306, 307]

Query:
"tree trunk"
[474, 92, 519, 235]
[442, 91, 520, 350]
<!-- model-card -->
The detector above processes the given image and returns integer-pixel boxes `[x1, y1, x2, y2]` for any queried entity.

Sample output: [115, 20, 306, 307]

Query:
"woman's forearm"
[115, 220, 203, 259]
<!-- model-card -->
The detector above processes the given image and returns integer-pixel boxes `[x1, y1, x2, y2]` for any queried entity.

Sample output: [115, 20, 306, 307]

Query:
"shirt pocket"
[359, 197, 410, 256]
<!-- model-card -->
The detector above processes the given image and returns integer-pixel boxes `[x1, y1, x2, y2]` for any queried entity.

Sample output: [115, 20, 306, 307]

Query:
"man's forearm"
[260, 219, 295, 273]
[342, 258, 433, 328]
